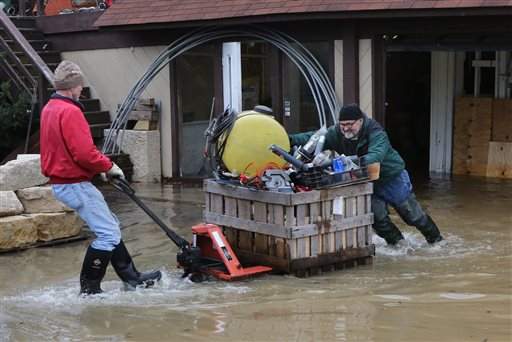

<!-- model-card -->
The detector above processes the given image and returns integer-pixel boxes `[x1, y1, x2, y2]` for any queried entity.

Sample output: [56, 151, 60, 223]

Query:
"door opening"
[385, 51, 431, 179]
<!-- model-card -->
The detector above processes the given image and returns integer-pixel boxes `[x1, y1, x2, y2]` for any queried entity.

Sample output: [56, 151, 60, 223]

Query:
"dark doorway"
[385, 51, 431, 179]
[172, 43, 222, 178]
[282, 41, 334, 134]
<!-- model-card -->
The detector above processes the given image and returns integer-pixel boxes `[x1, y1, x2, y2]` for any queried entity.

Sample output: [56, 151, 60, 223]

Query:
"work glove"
[100, 163, 125, 182]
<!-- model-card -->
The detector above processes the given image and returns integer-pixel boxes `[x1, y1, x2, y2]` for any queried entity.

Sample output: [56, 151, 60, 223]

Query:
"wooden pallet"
[203, 179, 375, 277]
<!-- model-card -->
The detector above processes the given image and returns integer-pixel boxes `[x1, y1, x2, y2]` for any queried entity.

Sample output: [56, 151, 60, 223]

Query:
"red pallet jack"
[111, 178, 272, 282]
[191, 223, 271, 281]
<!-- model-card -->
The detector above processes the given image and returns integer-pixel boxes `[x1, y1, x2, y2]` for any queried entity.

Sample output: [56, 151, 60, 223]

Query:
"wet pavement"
[0, 176, 511, 341]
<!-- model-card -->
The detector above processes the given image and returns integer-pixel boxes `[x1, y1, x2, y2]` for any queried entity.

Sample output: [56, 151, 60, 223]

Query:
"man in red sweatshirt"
[40, 60, 161, 295]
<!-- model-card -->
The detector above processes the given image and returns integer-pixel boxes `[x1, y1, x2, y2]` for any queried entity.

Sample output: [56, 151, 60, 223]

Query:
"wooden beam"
[372, 36, 386, 125]
[127, 110, 159, 121]
[342, 22, 359, 104]
[169, 60, 180, 178]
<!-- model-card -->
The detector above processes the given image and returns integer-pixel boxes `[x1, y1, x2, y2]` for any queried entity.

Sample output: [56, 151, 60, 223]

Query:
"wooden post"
[37, 75, 50, 113]
[18, 0, 25, 16]
[343, 22, 359, 104]
[37, 0, 45, 16]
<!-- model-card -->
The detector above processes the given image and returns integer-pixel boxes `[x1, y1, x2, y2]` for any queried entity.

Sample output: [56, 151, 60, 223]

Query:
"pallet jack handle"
[110, 177, 272, 282]
[110, 177, 190, 249]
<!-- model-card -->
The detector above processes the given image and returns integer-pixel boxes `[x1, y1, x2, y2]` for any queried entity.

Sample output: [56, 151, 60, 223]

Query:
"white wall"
[496, 51, 511, 99]
[222, 42, 242, 112]
[430, 51, 455, 174]
[359, 39, 373, 118]
[62, 47, 173, 178]
[334, 40, 344, 105]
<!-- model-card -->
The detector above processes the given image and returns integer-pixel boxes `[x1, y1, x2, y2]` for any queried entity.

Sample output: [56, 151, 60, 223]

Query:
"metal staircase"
[0, 12, 131, 178]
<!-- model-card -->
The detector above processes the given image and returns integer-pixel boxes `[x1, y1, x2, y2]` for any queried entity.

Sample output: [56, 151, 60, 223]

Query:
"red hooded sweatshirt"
[40, 94, 112, 184]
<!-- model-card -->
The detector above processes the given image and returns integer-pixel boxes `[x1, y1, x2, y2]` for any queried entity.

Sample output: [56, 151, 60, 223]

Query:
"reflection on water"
[0, 176, 511, 341]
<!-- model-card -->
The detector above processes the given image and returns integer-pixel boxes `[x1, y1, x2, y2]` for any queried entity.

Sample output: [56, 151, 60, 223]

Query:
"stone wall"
[0, 155, 84, 252]
[105, 129, 161, 182]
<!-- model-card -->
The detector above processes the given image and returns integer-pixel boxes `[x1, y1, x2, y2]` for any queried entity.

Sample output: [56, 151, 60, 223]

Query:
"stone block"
[16, 154, 40, 161]
[16, 186, 72, 214]
[0, 191, 24, 217]
[0, 215, 38, 251]
[28, 212, 83, 242]
[0, 156, 49, 191]
[105, 129, 161, 182]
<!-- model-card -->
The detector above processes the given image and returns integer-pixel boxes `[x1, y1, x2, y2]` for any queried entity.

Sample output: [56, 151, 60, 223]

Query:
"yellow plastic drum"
[221, 111, 290, 178]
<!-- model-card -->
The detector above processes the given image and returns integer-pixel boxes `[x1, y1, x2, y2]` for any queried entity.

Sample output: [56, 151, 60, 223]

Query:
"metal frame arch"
[103, 25, 341, 154]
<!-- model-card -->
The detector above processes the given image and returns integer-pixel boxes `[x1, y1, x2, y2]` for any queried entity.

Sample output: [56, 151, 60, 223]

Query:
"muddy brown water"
[0, 177, 511, 341]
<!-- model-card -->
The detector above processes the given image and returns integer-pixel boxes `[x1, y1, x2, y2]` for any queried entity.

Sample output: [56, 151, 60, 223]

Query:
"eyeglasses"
[339, 119, 361, 128]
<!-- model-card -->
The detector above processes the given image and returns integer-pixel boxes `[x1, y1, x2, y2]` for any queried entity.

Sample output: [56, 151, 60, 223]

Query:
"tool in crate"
[203, 107, 367, 191]
[110, 177, 272, 282]
[269, 126, 369, 189]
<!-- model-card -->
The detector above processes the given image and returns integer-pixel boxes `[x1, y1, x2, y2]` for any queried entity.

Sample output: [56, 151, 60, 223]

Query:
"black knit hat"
[339, 104, 364, 121]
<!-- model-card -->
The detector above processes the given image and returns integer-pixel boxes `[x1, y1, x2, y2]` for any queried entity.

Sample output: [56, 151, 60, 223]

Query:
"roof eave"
[94, 7, 512, 31]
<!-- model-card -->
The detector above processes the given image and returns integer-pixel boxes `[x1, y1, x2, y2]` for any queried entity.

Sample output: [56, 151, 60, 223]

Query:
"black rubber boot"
[374, 219, 405, 245]
[372, 195, 405, 245]
[417, 215, 444, 244]
[394, 195, 443, 245]
[80, 246, 112, 295]
[111, 240, 162, 290]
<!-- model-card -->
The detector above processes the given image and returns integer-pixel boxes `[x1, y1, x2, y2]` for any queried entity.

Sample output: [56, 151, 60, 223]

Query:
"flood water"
[0, 176, 511, 341]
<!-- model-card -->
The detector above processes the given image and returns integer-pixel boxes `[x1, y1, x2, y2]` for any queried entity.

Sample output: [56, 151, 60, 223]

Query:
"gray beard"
[343, 131, 359, 140]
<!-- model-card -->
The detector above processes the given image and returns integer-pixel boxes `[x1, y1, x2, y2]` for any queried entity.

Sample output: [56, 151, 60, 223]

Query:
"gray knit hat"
[53, 60, 84, 90]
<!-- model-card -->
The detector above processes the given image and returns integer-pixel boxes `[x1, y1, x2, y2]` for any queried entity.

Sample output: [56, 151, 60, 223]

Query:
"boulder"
[0, 191, 24, 217]
[28, 212, 83, 241]
[16, 186, 72, 214]
[0, 156, 49, 191]
[0, 215, 38, 251]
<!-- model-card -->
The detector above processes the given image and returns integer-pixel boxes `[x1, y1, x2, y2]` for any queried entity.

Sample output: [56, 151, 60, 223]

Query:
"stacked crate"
[453, 97, 512, 179]
[203, 179, 374, 277]
[452, 97, 493, 176]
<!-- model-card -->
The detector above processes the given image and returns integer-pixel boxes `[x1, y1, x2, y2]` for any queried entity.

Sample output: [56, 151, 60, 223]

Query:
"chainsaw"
[110, 178, 271, 282]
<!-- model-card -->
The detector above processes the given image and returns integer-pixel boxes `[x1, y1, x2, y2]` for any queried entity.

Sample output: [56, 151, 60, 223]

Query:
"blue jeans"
[373, 169, 413, 206]
[52, 182, 121, 251]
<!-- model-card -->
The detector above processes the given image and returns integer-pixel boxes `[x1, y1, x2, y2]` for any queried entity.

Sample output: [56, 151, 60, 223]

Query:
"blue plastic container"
[332, 157, 345, 173]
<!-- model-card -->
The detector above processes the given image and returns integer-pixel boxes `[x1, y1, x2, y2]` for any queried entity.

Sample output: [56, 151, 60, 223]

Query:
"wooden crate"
[492, 99, 512, 142]
[203, 179, 375, 277]
[453, 97, 492, 176]
[486, 142, 512, 179]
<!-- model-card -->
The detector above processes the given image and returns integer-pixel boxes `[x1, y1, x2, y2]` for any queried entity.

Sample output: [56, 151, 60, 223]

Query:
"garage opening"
[385, 51, 432, 179]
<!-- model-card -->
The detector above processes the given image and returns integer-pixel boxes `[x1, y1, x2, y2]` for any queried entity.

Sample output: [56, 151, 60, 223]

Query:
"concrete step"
[5, 39, 51, 51]
[9, 62, 59, 78]
[79, 87, 91, 99]
[84, 111, 110, 125]
[8, 16, 37, 29]
[90, 123, 111, 139]
[81, 98, 101, 112]
[14, 50, 61, 64]
[0, 27, 44, 40]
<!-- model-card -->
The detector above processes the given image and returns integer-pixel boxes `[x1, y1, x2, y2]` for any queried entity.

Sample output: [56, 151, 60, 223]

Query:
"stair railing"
[0, 9, 53, 153]
[0, 10, 53, 83]
[0, 31, 37, 94]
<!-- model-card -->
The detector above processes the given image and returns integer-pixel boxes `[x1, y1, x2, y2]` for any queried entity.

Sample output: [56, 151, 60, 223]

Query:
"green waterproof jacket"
[289, 116, 405, 184]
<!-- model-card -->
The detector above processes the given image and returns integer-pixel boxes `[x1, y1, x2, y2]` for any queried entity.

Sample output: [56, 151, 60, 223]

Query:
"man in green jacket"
[290, 104, 443, 246]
